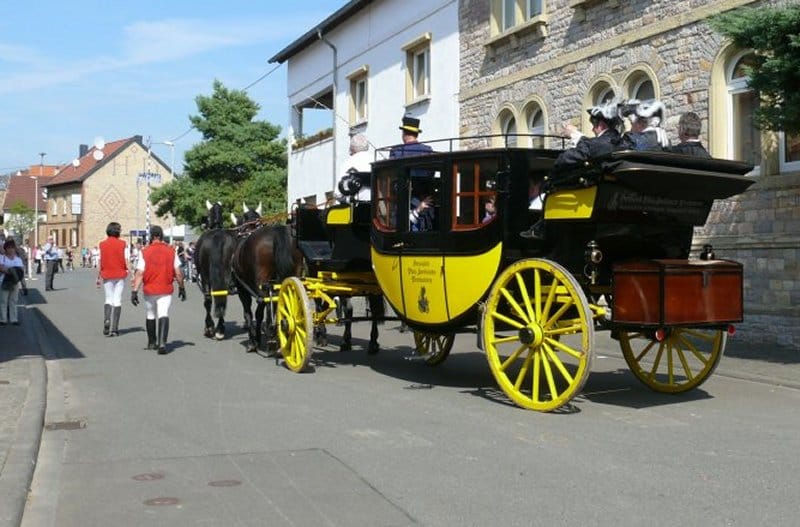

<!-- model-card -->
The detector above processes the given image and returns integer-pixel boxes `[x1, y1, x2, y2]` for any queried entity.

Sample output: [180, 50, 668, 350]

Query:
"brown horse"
[195, 201, 237, 340]
[231, 217, 304, 353]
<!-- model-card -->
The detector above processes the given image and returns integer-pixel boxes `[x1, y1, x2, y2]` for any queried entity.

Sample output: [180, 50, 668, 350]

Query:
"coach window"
[374, 167, 399, 232]
[453, 158, 499, 230]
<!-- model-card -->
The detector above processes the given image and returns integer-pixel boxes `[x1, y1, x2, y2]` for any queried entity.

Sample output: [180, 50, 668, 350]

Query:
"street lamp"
[145, 140, 176, 243]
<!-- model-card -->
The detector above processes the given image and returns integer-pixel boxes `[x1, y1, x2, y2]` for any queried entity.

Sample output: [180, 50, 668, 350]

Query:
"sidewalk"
[0, 287, 46, 527]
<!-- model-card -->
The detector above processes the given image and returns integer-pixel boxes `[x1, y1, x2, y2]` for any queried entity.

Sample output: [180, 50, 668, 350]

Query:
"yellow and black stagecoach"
[276, 137, 754, 412]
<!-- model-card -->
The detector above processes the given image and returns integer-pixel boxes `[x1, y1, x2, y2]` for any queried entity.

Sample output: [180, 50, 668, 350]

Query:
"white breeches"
[144, 294, 172, 320]
[103, 279, 125, 307]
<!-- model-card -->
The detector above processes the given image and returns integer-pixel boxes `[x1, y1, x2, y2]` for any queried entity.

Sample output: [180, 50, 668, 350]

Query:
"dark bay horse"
[335, 295, 386, 354]
[195, 201, 238, 340]
[232, 207, 304, 352]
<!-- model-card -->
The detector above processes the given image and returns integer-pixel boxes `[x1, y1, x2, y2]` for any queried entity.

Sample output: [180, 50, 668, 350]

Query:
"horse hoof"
[367, 343, 380, 355]
[315, 337, 328, 347]
[339, 342, 352, 352]
[214, 332, 225, 340]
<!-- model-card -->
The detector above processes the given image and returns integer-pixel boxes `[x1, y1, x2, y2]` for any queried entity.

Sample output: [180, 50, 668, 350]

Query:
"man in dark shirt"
[669, 112, 712, 158]
[618, 99, 670, 151]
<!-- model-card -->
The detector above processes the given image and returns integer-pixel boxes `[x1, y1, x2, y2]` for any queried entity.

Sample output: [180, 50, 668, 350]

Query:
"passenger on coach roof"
[618, 99, 671, 151]
[521, 101, 623, 239]
[669, 112, 712, 158]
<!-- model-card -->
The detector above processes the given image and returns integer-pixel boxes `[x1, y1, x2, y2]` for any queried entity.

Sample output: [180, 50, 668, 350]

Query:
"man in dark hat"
[389, 116, 436, 231]
[130, 225, 186, 354]
[390, 116, 433, 158]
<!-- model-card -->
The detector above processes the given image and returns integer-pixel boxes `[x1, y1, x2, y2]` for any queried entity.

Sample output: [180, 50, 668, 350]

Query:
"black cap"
[399, 116, 422, 134]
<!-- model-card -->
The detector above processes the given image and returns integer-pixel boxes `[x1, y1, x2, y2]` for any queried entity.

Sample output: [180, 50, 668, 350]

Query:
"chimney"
[133, 135, 143, 144]
[79, 144, 89, 158]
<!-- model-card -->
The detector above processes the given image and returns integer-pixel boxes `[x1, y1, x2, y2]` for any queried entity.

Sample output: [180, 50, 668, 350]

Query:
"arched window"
[594, 84, 615, 106]
[727, 52, 761, 166]
[583, 79, 618, 133]
[524, 103, 545, 148]
[501, 112, 518, 147]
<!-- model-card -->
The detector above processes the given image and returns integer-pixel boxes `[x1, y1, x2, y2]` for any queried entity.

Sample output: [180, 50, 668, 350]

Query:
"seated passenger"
[336, 134, 372, 202]
[521, 101, 622, 239]
[482, 196, 497, 224]
[668, 112, 711, 158]
[618, 99, 670, 151]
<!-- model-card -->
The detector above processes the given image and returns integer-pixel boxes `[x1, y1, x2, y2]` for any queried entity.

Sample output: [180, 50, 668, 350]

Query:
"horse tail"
[271, 225, 297, 282]
[209, 232, 234, 319]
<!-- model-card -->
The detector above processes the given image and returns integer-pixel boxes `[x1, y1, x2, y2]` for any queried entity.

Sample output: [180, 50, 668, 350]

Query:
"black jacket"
[552, 129, 622, 170]
[669, 141, 711, 158]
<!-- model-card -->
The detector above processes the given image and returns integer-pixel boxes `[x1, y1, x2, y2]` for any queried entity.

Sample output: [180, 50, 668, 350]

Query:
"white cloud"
[0, 14, 311, 95]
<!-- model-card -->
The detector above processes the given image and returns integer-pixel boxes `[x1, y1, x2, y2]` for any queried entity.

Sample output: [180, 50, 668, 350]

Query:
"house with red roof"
[1, 165, 58, 244]
[42, 135, 174, 249]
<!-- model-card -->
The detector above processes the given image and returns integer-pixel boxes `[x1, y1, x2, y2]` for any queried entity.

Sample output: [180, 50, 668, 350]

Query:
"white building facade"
[269, 0, 460, 208]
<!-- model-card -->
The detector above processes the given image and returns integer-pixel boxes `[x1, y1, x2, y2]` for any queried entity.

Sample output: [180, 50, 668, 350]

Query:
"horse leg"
[339, 297, 353, 352]
[314, 298, 328, 347]
[255, 301, 267, 352]
[203, 294, 215, 338]
[240, 293, 257, 353]
[367, 295, 381, 355]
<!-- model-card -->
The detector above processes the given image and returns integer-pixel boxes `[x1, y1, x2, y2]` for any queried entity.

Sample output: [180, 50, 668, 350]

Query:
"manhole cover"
[0, 380, 9, 385]
[208, 479, 242, 487]
[132, 473, 165, 482]
[44, 420, 86, 431]
[143, 497, 180, 506]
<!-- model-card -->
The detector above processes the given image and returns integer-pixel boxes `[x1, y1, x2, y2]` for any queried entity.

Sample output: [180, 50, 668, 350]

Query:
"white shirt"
[135, 250, 182, 272]
[336, 150, 372, 202]
[0, 254, 24, 286]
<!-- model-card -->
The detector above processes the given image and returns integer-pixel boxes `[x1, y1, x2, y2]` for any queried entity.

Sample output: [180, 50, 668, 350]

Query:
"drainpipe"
[318, 29, 338, 192]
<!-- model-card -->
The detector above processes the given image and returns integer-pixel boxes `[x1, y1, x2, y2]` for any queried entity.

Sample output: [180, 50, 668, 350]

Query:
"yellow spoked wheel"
[413, 332, 455, 366]
[482, 259, 594, 412]
[619, 327, 726, 393]
[277, 277, 314, 373]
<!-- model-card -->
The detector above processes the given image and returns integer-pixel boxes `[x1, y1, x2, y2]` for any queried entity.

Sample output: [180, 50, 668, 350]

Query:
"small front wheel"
[413, 332, 455, 366]
[277, 277, 314, 373]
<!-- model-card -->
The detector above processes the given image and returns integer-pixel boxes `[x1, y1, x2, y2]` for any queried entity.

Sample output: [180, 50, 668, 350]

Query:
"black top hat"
[399, 116, 422, 134]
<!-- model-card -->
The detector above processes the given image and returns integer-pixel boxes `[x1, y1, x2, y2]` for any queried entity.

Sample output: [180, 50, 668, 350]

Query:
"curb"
[0, 308, 47, 527]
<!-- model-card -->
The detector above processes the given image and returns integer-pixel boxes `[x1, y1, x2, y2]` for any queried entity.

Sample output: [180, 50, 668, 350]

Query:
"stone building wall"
[459, 0, 799, 349]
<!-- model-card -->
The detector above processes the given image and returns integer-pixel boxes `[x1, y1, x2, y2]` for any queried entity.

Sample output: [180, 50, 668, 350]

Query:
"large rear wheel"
[619, 327, 726, 393]
[413, 332, 455, 366]
[482, 259, 594, 412]
[277, 277, 314, 373]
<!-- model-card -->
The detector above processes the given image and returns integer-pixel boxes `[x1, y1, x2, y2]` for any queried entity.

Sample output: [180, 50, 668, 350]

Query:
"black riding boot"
[156, 317, 169, 355]
[109, 306, 121, 337]
[103, 304, 112, 335]
[145, 319, 157, 350]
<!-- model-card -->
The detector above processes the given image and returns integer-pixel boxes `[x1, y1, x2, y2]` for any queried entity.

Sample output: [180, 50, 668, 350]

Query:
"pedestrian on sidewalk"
[130, 226, 186, 354]
[0, 240, 28, 325]
[97, 222, 128, 337]
[42, 236, 59, 291]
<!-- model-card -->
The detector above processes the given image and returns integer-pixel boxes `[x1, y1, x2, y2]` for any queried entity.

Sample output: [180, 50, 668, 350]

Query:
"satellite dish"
[72, 159, 80, 168]
[94, 136, 106, 150]
[92, 150, 104, 161]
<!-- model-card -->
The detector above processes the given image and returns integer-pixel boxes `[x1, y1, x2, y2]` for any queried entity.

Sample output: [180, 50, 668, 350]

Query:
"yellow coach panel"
[442, 242, 502, 320]
[326, 206, 352, 225]
[544, 187, 597, 220]
[371, 249, 403, 317]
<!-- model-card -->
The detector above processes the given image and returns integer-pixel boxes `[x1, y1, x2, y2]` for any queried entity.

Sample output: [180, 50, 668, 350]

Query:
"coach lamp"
[584, 240, 603, 285]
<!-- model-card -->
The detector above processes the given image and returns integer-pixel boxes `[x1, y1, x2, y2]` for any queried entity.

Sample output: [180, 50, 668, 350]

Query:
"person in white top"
[335, 134, 372, 203]
[0, 240, 27, 325]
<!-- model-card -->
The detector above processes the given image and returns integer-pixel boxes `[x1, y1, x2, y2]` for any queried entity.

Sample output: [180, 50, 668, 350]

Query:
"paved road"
[7, 268, 800, 526]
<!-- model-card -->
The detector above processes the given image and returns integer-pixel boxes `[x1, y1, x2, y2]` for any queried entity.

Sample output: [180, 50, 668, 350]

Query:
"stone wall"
[459, 0, 799, 349]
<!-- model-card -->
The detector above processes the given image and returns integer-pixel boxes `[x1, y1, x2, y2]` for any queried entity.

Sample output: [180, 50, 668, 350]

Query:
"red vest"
[142, 242, 176, 296]
[99, 237, 128, 280]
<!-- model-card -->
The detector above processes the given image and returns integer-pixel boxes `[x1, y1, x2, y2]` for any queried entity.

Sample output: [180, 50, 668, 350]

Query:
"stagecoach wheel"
[413, 332, 455, 366]
[482, 258, 594, 412]
[277, 277, 314, 373]
[619, 328, 726, 393]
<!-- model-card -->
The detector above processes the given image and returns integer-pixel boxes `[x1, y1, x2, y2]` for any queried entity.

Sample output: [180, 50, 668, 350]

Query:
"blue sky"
[0, 0, 346, 174]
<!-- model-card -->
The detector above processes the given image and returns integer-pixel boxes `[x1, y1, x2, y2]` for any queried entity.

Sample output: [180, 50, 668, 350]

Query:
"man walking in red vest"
[130, 225, 186, 354]
[97, 222, 128, 336]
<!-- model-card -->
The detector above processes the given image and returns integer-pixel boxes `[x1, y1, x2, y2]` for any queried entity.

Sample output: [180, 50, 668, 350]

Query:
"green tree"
[151, 80, 288, 226]
[4, 201, 36, 242]
[709, 5, 800, 134]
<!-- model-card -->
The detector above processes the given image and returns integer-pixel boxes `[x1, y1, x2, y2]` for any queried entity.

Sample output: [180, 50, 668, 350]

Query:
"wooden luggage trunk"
[612, 259, 743, 326]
